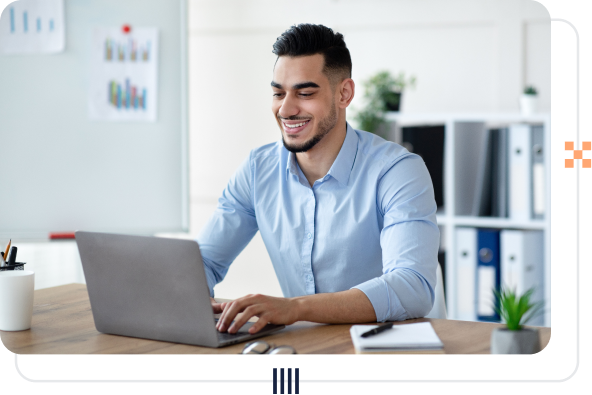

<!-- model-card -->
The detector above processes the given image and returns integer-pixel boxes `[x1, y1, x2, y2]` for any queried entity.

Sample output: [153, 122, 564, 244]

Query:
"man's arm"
[217, 289, 375, 334]
[352, 154, 439, 322]
[198, 154, 258, 297]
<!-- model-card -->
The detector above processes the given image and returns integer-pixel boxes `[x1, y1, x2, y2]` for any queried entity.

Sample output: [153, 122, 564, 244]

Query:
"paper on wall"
[0, 0, 65, 54]
[88, 26, 158, 122]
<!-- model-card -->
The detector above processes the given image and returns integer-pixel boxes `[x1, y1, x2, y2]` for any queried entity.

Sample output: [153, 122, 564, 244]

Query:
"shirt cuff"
[352, 277, 407, 322]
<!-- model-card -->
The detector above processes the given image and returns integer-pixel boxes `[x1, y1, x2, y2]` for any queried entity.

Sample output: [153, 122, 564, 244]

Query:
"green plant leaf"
[493, 285, 543, 330]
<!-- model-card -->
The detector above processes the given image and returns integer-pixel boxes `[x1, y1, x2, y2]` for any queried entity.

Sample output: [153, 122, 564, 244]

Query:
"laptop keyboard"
[213, 319, 284, 345]
[215, 321, 255, 343]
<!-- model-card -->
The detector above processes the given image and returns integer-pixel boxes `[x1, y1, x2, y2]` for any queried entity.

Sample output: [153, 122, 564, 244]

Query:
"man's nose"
[278, 93, 299, 119]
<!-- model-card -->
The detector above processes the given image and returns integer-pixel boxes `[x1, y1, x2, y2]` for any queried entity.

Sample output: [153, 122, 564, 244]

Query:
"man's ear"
[338, 78, 355, 109]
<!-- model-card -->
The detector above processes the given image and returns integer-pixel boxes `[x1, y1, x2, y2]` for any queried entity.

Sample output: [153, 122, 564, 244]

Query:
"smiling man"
[197, 24, 439, 335]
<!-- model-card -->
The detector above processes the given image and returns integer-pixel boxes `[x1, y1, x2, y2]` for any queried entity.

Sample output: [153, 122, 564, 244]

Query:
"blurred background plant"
[353, 71, 416, 136]
[493, 287, 544, 330]
[523, 85, 538, 95]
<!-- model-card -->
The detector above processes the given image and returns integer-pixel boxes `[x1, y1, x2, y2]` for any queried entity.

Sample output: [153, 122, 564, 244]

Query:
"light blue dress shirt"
[197, 123, 439, 322]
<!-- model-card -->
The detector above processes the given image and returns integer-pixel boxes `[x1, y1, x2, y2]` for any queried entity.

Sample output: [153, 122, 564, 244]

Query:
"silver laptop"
[75, 231, 284, 348]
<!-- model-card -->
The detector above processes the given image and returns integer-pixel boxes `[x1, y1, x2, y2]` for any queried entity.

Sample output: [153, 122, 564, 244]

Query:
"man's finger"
[210, 298, 225, 314]
[216, 302, 232, 331]
[249, 315, 271, 334]
[211, 302, 224, 314]
[228, 305, 261, 334]
[217, 299, 248, 332]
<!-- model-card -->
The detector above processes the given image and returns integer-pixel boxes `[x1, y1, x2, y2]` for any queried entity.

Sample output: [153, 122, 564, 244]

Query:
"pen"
[3, 239, 10, 262]
[0, 251, 5, 268]
[360, 322, 394, 338]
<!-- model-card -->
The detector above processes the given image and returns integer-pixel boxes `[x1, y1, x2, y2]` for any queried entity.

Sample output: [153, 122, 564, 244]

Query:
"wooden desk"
[1, 284, 550, 354]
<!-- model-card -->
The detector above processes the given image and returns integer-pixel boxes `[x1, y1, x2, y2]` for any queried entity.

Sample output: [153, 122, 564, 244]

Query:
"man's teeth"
[285, 121, 308, 128]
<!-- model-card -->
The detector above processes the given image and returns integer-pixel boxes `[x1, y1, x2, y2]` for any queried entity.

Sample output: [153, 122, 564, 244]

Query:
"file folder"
[500, 230, 545, 326]
[531, 125, 545, 220]
[454, 122, 488, 216]
[401, 125, 445, 209]
[476, 229, 500, 322]
[508, 124, 531, 221]
[491, 127, 508, 218]
[455, 227, 477, 321]
[472, 129, 493, 216]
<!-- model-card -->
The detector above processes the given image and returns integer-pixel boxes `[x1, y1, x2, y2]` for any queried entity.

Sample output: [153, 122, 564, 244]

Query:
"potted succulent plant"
[353, 71, 417, 136]
[519, 85, 539, 115]
[490, 287, 544, 354]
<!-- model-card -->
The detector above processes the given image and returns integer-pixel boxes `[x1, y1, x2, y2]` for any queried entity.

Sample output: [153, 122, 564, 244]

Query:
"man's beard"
[281, 103, 337, 153]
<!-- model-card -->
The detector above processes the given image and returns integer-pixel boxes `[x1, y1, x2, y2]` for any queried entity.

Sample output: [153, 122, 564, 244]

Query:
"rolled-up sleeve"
[196, 153, 259, 297]
[353, 154, 439, 322]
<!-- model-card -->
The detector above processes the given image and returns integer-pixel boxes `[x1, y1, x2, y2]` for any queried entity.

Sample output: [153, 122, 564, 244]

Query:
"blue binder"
[476, 229, 501, 322]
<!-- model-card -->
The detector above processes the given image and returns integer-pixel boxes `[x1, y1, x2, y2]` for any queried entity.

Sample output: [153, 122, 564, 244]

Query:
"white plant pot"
[491, 328, 541, 354]
[520, 94, 538, 115]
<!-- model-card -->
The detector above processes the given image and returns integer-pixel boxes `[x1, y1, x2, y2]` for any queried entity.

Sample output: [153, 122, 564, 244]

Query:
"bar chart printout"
[0, 0, 65, 53]
[109, 80, 147, 111]
[89, 27, 158, 122]
[105, 38, 152, 62]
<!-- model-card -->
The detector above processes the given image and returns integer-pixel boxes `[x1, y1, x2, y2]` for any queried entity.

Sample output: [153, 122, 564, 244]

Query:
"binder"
[455, 227, 477, 321]
[490, 127, 508, 218]
[508, 124, 531, 221]
[531, 125, 545, 220]
[500, 230, 545, 326]
[476, 229, 500, 322]
[401, 125, 445, 209]
[471, 129, 493, 216]
[454, 122, 488, 216]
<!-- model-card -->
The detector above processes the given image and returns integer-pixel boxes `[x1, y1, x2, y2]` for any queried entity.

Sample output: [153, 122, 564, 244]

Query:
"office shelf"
[452, 216, 547, 229]
[388, 112, 551, 326]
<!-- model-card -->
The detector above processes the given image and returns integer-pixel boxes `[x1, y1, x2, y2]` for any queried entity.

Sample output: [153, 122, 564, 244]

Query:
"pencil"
[4, 239, 11, 262]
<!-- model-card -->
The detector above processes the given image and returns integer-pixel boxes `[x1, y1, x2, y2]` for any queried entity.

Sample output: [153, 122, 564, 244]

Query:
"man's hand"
[216, 294, 299, 334]
[210, 297, 226, 314]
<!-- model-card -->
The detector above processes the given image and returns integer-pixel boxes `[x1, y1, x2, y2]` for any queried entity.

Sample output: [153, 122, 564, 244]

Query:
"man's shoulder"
[353, 127, 414, 167]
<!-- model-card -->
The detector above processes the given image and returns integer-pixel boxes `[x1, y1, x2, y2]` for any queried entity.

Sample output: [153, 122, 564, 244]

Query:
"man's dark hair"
[272, 24, 352, 84]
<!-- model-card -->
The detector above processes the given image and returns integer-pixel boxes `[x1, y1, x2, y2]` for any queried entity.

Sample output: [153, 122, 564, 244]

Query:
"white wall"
[187, 0, 551, 299]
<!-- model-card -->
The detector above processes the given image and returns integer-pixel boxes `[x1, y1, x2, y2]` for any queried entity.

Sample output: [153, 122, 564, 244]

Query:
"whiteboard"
[0, 0, 188, 238]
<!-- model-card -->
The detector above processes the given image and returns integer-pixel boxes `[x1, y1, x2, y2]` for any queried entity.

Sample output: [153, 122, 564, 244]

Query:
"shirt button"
[307, 232, 312, 239]
[307, 275, 313, 281]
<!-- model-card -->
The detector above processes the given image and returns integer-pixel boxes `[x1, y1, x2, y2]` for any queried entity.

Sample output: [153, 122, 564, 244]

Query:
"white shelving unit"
[386, 112, 551, 327]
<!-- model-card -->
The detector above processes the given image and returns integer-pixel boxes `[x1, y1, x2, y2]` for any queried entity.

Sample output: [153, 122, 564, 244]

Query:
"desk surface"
[1, 284, 551, 354]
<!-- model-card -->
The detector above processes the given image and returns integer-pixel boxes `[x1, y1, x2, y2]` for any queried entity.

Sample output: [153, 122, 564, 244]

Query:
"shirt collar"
[285, 123, 359, 187]
[326, 123, 358, 186]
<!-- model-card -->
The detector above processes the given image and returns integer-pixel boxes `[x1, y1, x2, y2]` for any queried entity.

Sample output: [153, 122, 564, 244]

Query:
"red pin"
[122, 24, 131, 34]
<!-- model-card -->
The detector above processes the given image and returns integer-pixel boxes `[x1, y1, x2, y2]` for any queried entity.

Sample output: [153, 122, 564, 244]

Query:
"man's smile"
[281, 119, 311, 134]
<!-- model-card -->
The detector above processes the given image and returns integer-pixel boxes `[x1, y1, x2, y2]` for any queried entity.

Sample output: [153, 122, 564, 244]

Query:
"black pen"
[360, 322, 394, 338]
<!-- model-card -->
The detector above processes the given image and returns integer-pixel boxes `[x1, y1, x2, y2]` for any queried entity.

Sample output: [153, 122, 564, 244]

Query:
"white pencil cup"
[0, 270, 35, 331]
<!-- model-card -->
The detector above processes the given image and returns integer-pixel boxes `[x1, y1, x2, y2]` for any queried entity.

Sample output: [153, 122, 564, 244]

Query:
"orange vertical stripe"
[582, 141, 592, 354]
[563, 141, 580, 354]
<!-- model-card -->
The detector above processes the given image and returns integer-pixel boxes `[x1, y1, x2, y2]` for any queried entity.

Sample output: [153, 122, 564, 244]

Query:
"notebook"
[350, 322, 444, 354]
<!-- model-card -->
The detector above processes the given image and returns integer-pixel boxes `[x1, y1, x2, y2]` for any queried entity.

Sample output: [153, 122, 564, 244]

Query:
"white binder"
[455, 227, 477, 321]
[508, 124, 532, 221]
[500, 230, 545, 326]
[531, 125, 545, 220]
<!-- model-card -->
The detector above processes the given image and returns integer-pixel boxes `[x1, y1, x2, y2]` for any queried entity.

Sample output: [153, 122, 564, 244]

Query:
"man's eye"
[273, 93, 284, 97]
[299, 93, 313, 97]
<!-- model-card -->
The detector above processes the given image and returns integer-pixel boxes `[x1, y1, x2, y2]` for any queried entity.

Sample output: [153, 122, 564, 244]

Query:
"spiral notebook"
[350, 322, 444, 354]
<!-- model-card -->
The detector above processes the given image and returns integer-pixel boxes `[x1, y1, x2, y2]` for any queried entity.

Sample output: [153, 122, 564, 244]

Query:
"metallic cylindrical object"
[240, 341, 270, 364]
[267, 346, 297, 364]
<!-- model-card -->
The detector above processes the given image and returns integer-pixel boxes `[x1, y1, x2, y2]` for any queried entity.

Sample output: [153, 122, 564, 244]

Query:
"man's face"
[271, 54, 338, 153]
